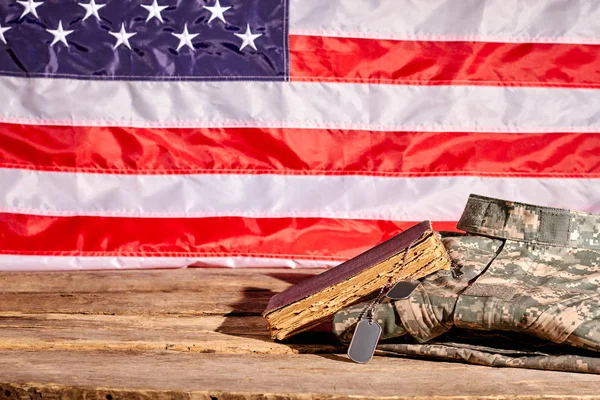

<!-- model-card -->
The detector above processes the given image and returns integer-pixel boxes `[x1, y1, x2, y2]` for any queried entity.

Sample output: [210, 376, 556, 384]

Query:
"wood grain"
[0, 313, 340, 354]
[0, 268, 599, 399]
[0, 269, 318, 316]
[2, 351, 600, 399]
[0, 269, 317, 294]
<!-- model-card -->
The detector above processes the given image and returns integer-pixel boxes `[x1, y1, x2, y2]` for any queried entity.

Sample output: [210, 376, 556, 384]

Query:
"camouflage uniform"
[334, 194, 600, 373]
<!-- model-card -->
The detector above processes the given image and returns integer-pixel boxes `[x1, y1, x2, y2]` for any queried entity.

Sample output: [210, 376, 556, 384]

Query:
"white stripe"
[1, 77, 599, 132]
[0, 255, 337, 271]
[3, 168, 600, 221]
[290, 0, 600, 44]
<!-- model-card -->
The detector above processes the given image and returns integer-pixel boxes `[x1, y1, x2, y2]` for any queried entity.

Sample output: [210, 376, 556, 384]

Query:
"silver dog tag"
[386, 280, 420, 300]
[347, 319, 382, 364]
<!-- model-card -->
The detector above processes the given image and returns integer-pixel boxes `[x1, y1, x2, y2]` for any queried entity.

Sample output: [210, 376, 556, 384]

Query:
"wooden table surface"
[1, 268, 600, 399]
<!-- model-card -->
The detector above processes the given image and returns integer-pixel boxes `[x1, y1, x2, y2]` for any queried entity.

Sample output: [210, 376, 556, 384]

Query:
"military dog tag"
[347, 319, 382, 363]
[386, 280, 419, 300]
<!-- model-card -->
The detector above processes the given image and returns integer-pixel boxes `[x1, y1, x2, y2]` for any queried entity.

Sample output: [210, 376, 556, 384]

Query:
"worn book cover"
[263, 221, 451, 340]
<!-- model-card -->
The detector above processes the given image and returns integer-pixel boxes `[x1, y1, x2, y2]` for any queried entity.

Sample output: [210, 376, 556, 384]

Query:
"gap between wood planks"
[2, 269, 600, 399]
[0, 268, 340, 354]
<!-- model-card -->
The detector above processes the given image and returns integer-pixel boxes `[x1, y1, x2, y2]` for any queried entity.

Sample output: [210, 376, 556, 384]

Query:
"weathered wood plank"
[1, 268, 599, 399]
[0, 291, 271, 315]
[0, 269, 319, 294]
[1, 351, 600, 399]
[0, 269, 320, 316]
[0, 268, 339, 355]
[0, 313, 339, 354]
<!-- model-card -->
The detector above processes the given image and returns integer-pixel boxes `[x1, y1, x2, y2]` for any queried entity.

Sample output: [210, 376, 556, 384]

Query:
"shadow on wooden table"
[215, 271, 345, 354]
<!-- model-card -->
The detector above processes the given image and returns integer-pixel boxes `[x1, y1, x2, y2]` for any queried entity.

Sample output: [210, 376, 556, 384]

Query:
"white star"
[79, 0, 105, 22]
[141, 0, 168, 23]
[46, 21, 74, 47]
[204, 0, 231, 24]
[17, 0, 44, 20]
[0, 24, 10, 45]
[172, 23, 199, 51]
[109, 23, 137, 50]
[234, 24, 262, 51]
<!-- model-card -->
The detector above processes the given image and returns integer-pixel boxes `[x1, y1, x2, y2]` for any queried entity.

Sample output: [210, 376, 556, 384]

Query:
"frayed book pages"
[263, 221, 451, 340]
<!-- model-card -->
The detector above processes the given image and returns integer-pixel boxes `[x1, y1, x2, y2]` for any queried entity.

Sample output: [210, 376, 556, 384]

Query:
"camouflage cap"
[458, 193, 600, 249]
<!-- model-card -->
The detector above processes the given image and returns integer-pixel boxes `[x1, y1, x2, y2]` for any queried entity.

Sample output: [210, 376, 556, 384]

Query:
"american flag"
[0, 0, 599, 270]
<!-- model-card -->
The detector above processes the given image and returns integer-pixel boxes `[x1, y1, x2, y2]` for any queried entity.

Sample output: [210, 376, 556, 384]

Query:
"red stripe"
[0, 123, 598, 178]
[0, 213, 457, 259]
[289, 35, 600, 87]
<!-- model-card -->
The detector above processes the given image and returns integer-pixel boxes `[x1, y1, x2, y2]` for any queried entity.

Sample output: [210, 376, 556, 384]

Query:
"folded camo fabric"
[334, 194, 600, 373]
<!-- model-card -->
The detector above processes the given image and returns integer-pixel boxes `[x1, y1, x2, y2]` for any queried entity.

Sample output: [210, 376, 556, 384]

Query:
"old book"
[263, 221, 451, 340]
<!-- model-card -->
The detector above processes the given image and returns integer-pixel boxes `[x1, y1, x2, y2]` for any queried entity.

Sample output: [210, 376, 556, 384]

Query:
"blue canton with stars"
[0, 0, 287, 80]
